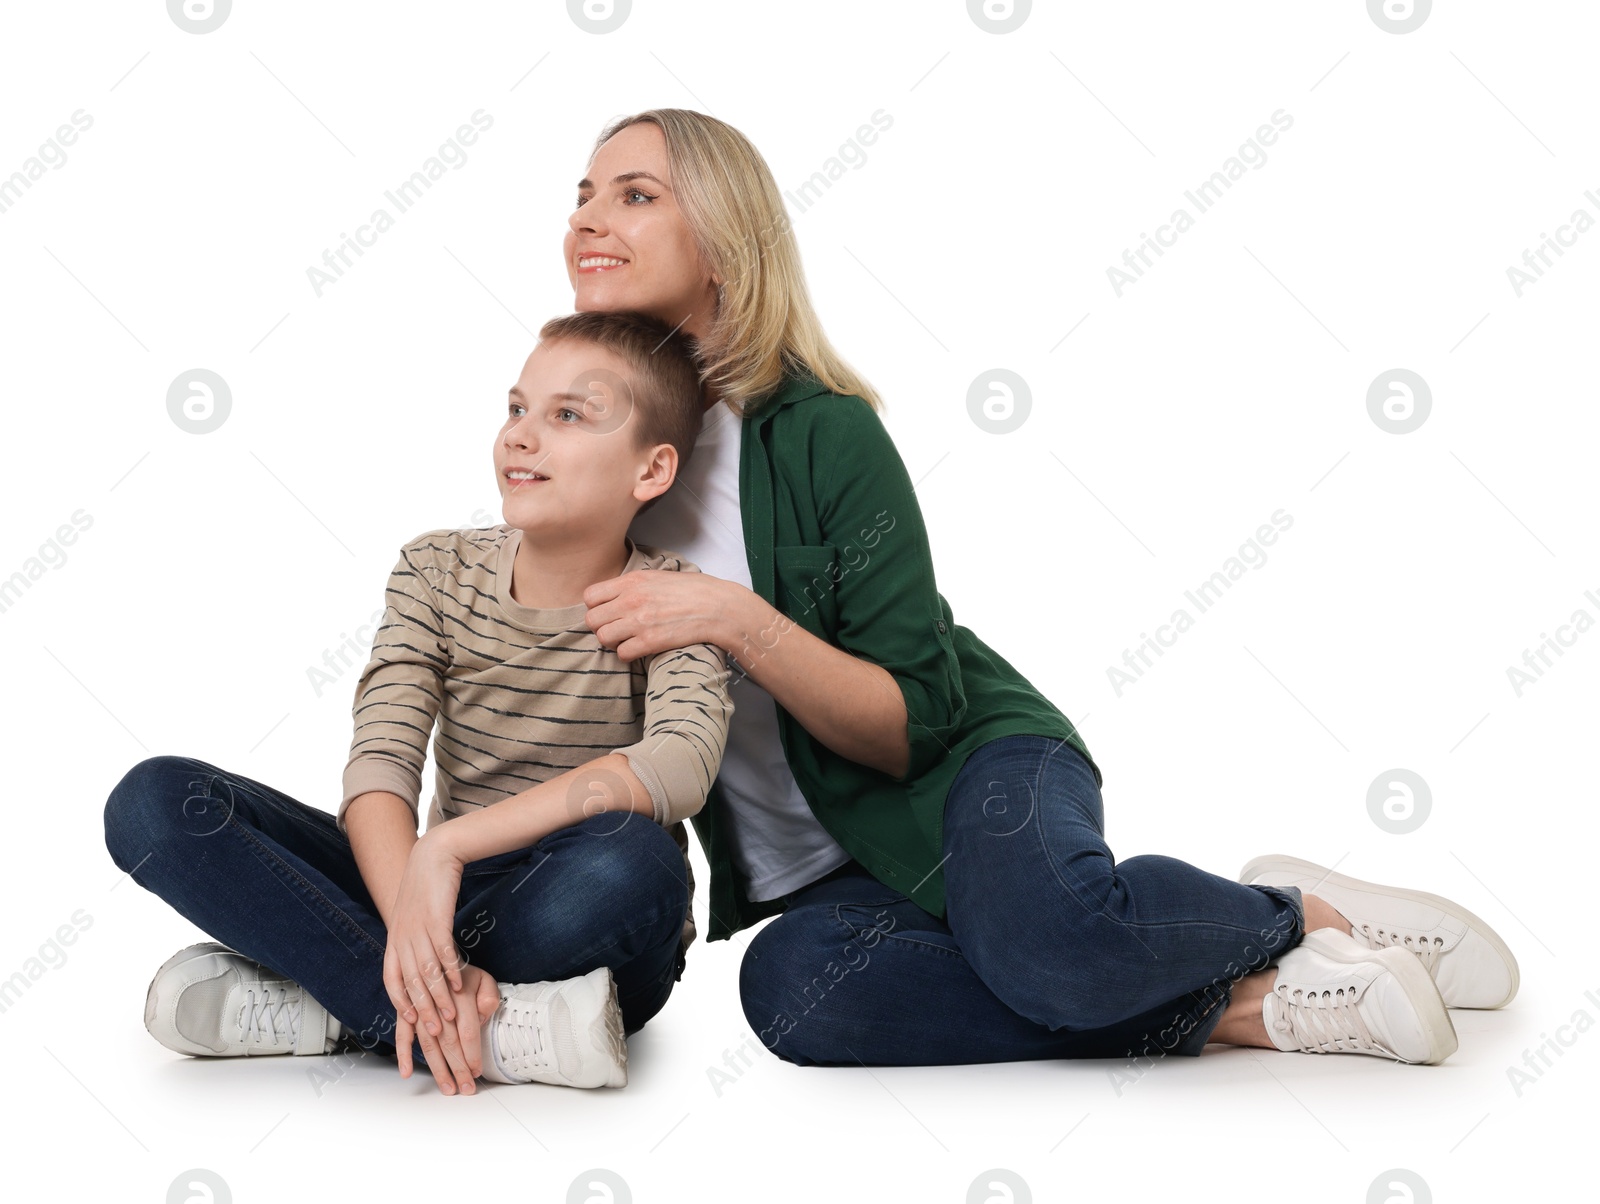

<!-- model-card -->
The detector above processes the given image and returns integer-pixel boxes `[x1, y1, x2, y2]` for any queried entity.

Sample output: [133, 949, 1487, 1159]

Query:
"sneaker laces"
[1267, 983, 1382, 1055]
[496, 996, 554, 1080]
[1355, 924, 1446, 980]
[237, 987, 299, 1049]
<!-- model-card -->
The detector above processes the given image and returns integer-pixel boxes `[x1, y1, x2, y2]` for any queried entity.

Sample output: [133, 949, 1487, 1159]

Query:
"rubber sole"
[598, 967, 628, 1088]
[1299, 929, 1459, 1064]
[1242, 853, 1520, 1009]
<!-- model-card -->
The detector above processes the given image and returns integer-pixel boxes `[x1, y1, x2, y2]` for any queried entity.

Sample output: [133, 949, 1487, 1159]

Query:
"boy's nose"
[505, 422, 538, 452]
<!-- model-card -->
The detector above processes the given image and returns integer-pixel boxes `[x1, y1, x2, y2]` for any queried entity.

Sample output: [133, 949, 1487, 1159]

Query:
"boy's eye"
[557, 406, 582, 423]
[508, 402, 525, 418]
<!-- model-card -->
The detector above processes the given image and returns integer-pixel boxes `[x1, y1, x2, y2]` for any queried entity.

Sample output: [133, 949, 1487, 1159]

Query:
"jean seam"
[182, 759, 336, 840]
[1019, 746, 1293, 948]
[1022, 742, 1151, 945]
[223, 809, 386, 959]
[827, 894, 909, 934]
[874, 930, 965, 960]
[827, 894, 905, 913]
[824, 898, 959, 962]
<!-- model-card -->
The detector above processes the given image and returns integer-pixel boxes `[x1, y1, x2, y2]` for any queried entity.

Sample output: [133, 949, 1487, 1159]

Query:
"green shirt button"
[936, 620, 947, 634]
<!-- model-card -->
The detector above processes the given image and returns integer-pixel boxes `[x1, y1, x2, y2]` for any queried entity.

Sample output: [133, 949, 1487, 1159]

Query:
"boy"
[132, 311, 732, 1094]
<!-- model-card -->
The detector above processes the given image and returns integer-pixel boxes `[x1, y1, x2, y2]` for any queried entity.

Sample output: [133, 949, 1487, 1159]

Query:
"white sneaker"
[1240, 853, 1519, 1009]
[144, 942, 342, 1057]
[480, 965, 627, 1089]
[1264, 929, 1458, 1064]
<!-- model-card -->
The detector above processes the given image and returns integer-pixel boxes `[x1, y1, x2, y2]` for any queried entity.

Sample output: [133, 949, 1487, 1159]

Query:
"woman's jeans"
[740, 735, 1306, 1066]
[103, 756, 689, 1062]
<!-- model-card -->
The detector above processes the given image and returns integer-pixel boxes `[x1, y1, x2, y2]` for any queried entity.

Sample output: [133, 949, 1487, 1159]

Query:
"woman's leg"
[738, 861, 1245, 1066]
[939, 734, 1306, 1051]
[738, 734, 1305, 1066]
[103, 755, 687, 1056]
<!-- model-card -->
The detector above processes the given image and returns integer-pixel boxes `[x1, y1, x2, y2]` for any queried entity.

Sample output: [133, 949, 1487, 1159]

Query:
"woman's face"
[565, 121, 721, 341]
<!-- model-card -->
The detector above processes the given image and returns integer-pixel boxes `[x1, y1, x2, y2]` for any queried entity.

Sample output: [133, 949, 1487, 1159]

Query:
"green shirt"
[691, 371, 1102, 940]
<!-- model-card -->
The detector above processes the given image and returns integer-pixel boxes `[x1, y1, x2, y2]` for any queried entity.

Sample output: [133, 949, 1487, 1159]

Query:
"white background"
[1, 1, 1593, 1201]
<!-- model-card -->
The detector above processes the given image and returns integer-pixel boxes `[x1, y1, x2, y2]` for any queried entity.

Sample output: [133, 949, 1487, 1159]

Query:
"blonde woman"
[589, 108, 1519, 1067]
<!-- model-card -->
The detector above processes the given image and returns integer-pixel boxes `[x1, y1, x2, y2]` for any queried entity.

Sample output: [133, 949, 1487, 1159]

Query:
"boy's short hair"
[536, 311, 705, 515]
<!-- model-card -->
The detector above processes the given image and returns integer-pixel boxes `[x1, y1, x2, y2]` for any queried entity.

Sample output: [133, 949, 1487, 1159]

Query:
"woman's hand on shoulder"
[582, 565, 748, 661]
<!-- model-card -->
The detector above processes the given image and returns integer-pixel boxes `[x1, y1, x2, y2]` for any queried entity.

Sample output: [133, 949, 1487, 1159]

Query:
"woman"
[583, 108, 1519, 1066]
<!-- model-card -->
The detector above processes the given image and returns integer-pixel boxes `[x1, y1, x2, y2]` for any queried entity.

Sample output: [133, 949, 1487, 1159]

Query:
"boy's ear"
[634, 441, 678, 504]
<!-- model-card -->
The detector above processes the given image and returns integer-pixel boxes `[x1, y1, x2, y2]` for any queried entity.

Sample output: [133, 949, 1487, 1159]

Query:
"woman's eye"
[508, 403, 525, 418]
[557, 407, 581, 422]
[575, 188, 654, 209]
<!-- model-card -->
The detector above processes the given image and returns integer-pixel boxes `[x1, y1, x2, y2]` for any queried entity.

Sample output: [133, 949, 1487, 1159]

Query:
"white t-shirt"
[628, 400, 852, 900]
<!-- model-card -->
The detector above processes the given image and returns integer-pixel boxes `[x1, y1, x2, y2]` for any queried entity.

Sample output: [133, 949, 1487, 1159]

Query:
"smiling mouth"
[577, 256, 629, 273]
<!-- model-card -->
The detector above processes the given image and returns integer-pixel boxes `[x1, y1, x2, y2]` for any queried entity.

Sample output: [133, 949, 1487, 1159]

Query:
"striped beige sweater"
[338, 525, 734, 953]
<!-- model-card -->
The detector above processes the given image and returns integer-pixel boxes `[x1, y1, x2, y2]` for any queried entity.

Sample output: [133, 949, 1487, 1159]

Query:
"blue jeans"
[103, 756, 689, 1061]
[739, 735, 1305, 1065]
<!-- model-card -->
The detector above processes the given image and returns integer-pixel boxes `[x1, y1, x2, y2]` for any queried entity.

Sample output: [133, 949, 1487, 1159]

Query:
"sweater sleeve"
[337, 540, 450, 834]
[609, 641, 733, 827]
[812, 395, 968, 783]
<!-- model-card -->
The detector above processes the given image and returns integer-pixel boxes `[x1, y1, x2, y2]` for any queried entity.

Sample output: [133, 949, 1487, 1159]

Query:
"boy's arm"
[338, 541, 450, 916]
[423, 752, 655, 865]
[345, 791, 417, 928]
[608, 641, 734, 826]
[423, 641, 733, 864]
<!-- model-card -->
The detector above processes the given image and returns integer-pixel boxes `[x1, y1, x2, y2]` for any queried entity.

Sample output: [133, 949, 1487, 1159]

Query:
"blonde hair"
[589, 109, 885, 418]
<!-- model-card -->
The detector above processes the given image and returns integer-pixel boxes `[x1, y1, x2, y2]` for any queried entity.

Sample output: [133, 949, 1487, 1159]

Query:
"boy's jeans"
[103, 756, 689, 1062]
[739, 735, 1306, 1066]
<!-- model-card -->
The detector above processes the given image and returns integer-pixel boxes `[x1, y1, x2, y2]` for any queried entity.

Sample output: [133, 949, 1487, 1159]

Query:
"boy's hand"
[394, 962, 500, 1096]
[382, 833, 483, 1094]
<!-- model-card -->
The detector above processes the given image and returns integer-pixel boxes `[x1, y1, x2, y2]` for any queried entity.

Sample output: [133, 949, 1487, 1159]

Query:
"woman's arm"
[583, 570, 911, 778]
[585, 397, 960, 783]
[718, 588, 910, 778]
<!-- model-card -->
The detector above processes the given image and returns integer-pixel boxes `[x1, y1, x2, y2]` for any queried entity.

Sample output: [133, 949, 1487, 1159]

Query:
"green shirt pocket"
[772, 543, 841, 640]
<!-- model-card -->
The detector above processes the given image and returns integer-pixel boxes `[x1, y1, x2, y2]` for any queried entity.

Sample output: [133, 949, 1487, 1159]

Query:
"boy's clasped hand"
[382, 828, 498, 1096]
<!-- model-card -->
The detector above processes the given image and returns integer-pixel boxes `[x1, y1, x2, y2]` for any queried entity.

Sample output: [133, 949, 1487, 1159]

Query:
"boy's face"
[495, 338, 671, 537]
